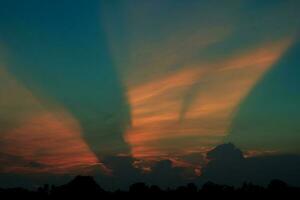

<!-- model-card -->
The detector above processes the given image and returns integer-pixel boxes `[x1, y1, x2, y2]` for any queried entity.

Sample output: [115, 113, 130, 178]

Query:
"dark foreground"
[1, 176, 300, 198]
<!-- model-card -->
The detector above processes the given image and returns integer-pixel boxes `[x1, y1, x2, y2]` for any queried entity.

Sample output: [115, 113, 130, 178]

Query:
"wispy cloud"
[0, 67, 99, 174]
[125, 37, 292, 159]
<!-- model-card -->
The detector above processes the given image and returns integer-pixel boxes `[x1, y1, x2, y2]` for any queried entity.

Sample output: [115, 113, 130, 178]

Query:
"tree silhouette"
[1, 175, 299, 198]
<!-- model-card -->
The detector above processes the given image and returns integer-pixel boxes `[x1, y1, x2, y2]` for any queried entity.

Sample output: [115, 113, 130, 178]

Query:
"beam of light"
[124, 38, 292, 160]
[0, 67, 101, 174]
[100, 1, 238, 169]
[99, 1, 300, 176]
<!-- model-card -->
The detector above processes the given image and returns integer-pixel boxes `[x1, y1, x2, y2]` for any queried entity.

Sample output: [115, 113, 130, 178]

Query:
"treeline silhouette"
[1, 175, 299, 198]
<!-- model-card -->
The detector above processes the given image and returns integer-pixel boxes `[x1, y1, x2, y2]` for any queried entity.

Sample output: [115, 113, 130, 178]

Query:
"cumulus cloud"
[92, 144, 300, 189]
[201, 143, 300, 186]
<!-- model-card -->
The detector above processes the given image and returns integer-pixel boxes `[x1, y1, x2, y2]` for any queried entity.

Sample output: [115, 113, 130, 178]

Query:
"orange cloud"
[125, 38, 292, 160]
[0, 67, 100, 174]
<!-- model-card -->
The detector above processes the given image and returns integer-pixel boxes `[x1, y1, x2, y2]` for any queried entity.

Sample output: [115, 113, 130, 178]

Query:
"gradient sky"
[0, 0, 300, 181]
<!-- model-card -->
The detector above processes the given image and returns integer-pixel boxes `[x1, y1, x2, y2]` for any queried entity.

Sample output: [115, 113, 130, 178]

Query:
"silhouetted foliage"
[51, 175, 104, 198]
[1, 176, 300, 198]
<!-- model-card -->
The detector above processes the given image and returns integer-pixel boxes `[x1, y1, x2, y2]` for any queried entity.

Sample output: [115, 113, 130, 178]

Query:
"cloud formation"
[124, 38, 292, 160]
[0, 67, 99, 174]
[100, 0, 298, 162]
[201, 143, 300, 186]
[0, 0, 299, 181]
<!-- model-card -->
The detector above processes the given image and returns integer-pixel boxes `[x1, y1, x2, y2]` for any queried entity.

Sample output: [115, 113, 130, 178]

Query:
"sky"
[0, 0, 300, 188]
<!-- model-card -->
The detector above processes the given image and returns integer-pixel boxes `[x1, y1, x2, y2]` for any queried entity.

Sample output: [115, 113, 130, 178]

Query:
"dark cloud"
[0, 153, 47, 171]
[206, 143, 244, 161]
[2, 143, 300, 189]
[200, 143, 300, 186]
[100, 156, 143, 189]
[98, 156, 188, 190]
[72, 146, 300, 189]
[146, 160, 186, 188]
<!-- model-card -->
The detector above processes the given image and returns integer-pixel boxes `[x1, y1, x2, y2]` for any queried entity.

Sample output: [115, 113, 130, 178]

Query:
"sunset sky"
[0, 0, 300, 187]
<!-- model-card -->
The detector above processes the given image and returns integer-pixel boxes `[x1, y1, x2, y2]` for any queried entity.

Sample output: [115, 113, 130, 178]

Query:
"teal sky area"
[0, 0, 299, 184]
[227, 40, 300, 153]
